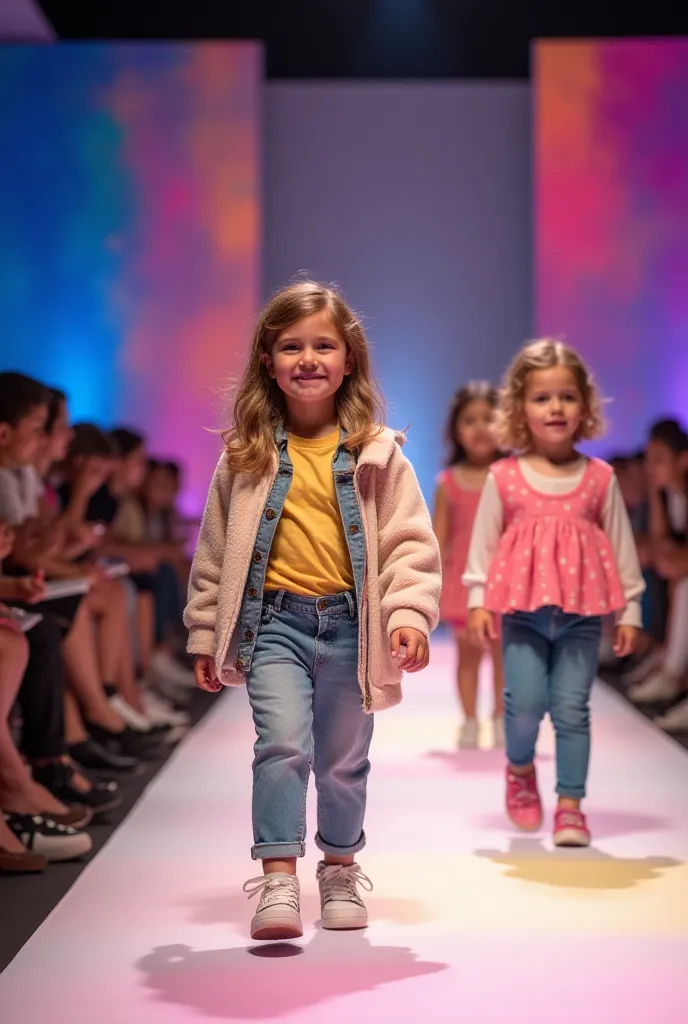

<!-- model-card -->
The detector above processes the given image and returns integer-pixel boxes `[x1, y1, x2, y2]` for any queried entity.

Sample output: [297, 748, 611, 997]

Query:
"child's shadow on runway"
[475, 836, 681, 891]
[135, 929, 448, 1020]
[426, 749, 552, 774]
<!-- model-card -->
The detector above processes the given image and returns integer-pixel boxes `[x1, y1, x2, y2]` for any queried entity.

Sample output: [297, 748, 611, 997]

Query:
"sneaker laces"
[242, 874, 300, 912]
[318, 863, 373, 907]
[555, 810, 586, 828]
[509, 773, 538, 805]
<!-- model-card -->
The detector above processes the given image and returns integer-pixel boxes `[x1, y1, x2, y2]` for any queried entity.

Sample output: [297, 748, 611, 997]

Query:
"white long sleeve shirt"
[462, 458, 645, 628]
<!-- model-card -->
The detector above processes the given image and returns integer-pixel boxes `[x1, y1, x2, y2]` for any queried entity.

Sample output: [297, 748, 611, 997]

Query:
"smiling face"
[262, 309, 352, 420]
[523, 366, 584, 456]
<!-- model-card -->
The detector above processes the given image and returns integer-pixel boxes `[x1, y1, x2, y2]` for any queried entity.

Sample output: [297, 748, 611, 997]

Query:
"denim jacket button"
[244, 628, 255, 642]
[348, 524, 360, 535]
[253, 551, 263, 563]
[234, 657, 244, 671]
[248, 587, 258, 598]
[265, 508, 277, 521]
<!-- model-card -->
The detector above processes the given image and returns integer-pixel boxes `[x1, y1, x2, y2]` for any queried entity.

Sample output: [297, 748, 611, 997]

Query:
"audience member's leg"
[61, 598, 127, 733]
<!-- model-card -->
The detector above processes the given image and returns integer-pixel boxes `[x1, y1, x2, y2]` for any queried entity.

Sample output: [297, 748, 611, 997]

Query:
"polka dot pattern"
[485, 457, 626, 616]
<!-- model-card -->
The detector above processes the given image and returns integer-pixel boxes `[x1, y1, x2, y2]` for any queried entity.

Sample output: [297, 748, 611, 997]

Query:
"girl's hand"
[194, 654, 221, 692]
[468, 608, 496, 649]
[390, 627, 429, 672]
[614, 625, 639, 659]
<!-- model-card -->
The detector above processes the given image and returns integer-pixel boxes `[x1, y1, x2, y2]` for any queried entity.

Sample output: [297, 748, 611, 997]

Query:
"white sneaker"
[141, 688, 191, 728]
[458, 718, 479, 749]
[5, 813, 93, 862]
[654, 696, 688, 732]
[493, 715, 505, 748]
[623, 649, 665, 687]
[108, 694, 153, 733]
[150, 650, 196, 688]
[243, 873, 303, 941]
[627, 672, 683, 704]
[317, 862, 372, 930]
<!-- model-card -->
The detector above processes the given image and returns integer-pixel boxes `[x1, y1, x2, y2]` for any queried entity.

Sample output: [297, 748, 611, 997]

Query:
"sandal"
[0, 846, 47, 874]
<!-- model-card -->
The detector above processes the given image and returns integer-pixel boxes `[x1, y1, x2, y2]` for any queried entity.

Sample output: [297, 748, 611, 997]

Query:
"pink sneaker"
[505, 766, 543, 831]
[553, 808, 591, 847]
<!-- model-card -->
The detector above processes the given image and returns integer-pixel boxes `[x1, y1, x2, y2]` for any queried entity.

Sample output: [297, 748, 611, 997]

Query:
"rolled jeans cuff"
[314, 829, 367, 858]
[251, 840, 306, 861]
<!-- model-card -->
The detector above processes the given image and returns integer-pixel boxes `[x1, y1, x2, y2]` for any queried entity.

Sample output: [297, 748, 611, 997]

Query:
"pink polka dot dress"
[484, 457, 626, 617]
[438, 468, 483, 628]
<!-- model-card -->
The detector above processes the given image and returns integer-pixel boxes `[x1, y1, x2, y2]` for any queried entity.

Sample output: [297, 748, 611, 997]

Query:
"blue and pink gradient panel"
[0, 42, 261, 514]
[534, 39, 688, 452]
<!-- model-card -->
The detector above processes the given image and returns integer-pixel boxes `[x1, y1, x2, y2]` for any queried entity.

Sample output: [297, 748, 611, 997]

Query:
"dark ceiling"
[36, 2, 684, 79]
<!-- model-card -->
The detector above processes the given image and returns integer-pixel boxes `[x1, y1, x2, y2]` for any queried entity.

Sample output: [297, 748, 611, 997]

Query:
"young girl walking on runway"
[433, 382, 504, 749]
[185, 281, 441, 939]
[465, 340, 644, 847]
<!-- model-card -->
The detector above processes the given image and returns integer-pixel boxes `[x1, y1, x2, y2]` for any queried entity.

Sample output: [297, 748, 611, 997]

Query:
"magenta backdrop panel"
[0, 42, 261, 514]
[534, 39, 688, 451]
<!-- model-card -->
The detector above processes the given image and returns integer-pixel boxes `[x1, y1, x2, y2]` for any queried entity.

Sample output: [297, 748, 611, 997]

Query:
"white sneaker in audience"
[108, 693, 153, 733]
[627, 672, 683, 704]
[623, 648, 665, 687]
[150, 650, 196, 688]
[4, 813, 92, 862]
[458, 718, 479, 749]
[654, 696, 688, 733]
[141, 688, 191, 728]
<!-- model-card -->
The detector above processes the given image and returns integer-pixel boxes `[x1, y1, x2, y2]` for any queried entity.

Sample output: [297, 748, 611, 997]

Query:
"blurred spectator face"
[617, 458, 646, 508]
[0, 404, 48, 468]
[645, 439, 682, 490]
[143, 465, 176, 511]
[42, 398, 74, 466]
[122, 444, 149, 491]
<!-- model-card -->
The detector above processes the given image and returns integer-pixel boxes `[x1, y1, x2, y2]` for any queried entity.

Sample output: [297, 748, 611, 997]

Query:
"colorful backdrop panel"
[0, 42, 261, 513]
[534, 38, 688, 452]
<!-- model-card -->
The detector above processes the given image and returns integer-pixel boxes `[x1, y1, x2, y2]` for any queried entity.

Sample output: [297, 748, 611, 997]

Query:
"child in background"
[433, 382, 504, 748]
[465, 340, 644, 847]
[186, 280, 441, 940]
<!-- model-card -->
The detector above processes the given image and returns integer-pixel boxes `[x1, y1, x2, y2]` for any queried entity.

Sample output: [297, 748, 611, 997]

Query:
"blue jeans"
[245, 590, 374, 860]
[501, 608, 602, 799]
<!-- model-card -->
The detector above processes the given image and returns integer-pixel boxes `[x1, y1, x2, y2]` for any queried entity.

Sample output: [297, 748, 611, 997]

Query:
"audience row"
[0, 372, 197, 875]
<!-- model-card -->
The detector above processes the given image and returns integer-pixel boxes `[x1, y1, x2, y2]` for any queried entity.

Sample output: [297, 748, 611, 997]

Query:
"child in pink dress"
[465, 341, 644, 847]
[433, 383, 503, 749]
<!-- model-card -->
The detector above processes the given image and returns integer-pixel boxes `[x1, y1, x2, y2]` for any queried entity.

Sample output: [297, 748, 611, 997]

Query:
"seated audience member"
[0, 521, 111, 866]
[103, 430, 195, 700]
[0, 374, 158, 771]
[59, 426, 190, 726]
[627, 419, 688, 730]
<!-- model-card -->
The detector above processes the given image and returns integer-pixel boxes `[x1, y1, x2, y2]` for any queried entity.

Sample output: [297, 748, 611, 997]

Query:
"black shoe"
[86, 722, 163, 762]
[68, 737, 140, 774]
[32, 760, 121, 815]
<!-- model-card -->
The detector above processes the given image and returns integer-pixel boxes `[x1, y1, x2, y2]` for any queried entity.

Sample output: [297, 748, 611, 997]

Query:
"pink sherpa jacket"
[184, 427, 441, 713]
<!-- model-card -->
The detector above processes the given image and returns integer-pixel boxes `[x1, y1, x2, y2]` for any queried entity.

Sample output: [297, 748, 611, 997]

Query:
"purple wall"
[264, 82, 532, 500]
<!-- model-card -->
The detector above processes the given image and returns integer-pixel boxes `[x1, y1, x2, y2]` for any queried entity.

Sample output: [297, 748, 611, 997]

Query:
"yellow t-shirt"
[264, 429, 354, 596]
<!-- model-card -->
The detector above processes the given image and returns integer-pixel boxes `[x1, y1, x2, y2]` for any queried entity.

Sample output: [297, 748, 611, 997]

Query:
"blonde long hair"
[495, 338, 606, 451]
[224, 281, 385, 475]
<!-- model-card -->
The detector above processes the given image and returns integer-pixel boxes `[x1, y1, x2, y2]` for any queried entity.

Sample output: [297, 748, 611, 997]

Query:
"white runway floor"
[2, 637, 688, 1023]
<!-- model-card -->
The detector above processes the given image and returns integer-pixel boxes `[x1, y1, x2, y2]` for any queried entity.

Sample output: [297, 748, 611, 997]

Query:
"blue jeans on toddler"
[245, 590, 374, 860]
[501, 607, 602, 800]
